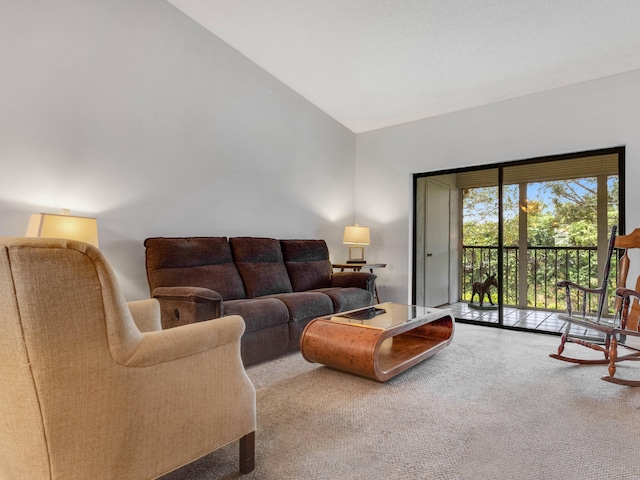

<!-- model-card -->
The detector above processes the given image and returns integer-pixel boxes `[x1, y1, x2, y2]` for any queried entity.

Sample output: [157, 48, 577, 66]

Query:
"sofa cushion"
[280, 240, 332, 291]
[144, 237, 246, 300]
[315, 287, 374, 312]
[230, 237, 293, 298]
[270, 292, 334, 322]
[240, 325, 290, 367]
[270, 292, 334, 352]
[224, 298, 289, 333]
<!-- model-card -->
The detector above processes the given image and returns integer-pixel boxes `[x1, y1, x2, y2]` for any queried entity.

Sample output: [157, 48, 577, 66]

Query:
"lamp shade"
[343, 225, 370, 245]
[26, 213, 99, 247]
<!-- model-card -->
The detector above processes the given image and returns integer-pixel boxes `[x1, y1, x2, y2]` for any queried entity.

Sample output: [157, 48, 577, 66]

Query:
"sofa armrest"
[152, 286, 223, 329]
[331, 272, 377, 295]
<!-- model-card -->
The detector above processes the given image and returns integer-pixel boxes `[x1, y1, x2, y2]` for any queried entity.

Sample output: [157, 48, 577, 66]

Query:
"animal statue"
[471, 273, 499, 306]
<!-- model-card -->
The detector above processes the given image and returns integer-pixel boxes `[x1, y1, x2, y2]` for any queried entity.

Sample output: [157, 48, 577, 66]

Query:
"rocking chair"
[551, 226, 640, 385]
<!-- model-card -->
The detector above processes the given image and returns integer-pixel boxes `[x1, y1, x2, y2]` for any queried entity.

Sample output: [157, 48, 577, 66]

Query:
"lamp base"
[347, 246, 366, 263]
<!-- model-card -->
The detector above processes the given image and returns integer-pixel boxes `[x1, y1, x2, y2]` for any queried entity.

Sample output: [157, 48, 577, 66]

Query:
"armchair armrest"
[331, 272, 377, 295]
[152, 286, 223, 329]
[128, 298, 162, 332]
[120, 314, 245, 367]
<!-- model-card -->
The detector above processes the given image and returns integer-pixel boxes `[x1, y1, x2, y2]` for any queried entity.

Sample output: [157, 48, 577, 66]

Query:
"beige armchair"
[0, 237, 256, 479]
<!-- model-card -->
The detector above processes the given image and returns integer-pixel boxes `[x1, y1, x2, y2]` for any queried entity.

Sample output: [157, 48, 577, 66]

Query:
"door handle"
[426, 253, 433, 257]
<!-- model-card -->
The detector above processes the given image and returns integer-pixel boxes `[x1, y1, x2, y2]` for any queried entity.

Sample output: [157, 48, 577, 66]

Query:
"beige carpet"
[161, 323, 640, 480]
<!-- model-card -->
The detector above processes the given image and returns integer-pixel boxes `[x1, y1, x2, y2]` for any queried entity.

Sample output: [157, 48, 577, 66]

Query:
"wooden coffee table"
[300, 302, 454, 382]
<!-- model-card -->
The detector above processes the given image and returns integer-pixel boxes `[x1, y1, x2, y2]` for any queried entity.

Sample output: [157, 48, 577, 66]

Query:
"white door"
[424, 181, 450, 307]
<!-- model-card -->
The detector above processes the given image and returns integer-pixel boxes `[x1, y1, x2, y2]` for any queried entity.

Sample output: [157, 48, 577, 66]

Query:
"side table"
[332, 263, 386, 303]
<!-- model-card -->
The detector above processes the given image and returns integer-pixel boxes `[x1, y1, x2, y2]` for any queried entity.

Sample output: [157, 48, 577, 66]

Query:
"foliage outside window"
[461, 176, 618, 311]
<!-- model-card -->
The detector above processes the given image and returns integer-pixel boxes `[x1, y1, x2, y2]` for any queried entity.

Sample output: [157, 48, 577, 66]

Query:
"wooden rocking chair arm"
[615, 287, 640, 301]
[556, 281, 603, 295]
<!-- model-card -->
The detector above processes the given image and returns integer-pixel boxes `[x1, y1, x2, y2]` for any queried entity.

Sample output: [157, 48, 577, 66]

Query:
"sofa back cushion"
[144, 237, 246, 300]
[230, 237, 293, 298]
[280, 240, 332, 291]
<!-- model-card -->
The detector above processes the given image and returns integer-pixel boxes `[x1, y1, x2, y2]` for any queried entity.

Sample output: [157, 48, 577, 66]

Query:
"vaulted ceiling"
[167, 1, 640, 133]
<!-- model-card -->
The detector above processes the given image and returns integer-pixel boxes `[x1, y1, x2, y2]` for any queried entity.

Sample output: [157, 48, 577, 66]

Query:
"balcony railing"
[461, 245, 618, 314]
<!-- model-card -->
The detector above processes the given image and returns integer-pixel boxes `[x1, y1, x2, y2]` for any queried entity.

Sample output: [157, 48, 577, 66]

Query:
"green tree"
[541, 177, 618, 246]
[462, 176, 619, 309]
[525, 199, 556, 246]
[462, 186, 520, 245]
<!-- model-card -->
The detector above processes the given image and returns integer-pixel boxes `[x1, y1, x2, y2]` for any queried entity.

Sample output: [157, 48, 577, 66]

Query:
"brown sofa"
[144, 237, 376, 365]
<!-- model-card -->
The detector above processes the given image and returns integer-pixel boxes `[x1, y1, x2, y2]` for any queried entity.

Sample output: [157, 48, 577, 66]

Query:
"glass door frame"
[412, 146, 625, 330]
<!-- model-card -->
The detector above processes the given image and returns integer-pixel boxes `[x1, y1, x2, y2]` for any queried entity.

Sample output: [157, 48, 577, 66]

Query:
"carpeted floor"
[161, 323, 640, 480]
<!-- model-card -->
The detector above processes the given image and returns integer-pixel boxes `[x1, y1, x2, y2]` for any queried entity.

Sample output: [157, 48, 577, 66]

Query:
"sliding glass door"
[413, 148, 624, 332]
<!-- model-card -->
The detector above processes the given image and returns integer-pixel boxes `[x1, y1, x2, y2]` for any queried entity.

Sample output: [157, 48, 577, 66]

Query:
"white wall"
[4, 1, 639, 306]
[0, 0, 357, 300]
[357, 69, 640, 304]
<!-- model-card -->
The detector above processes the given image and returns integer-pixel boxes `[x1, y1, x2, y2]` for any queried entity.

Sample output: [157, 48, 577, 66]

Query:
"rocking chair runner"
[551, 226, 640, 386]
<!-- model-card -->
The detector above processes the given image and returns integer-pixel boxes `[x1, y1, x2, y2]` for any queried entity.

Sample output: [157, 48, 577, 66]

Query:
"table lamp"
[343, 224, 370, 263]
[25, 209, 99, 247]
